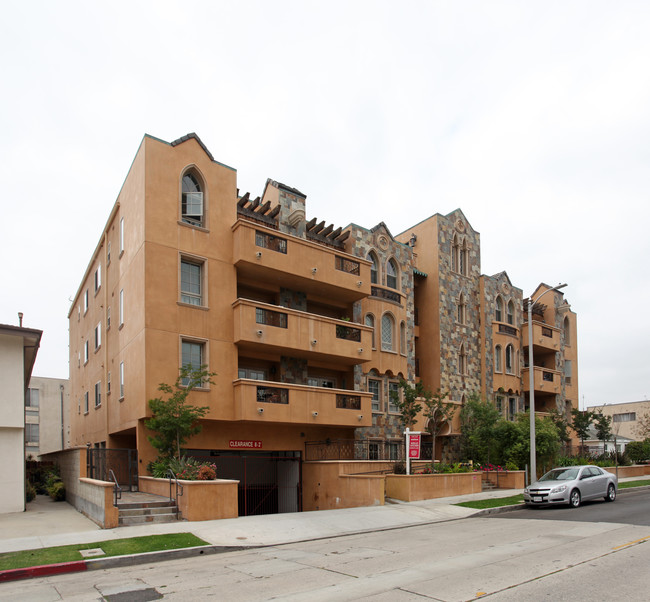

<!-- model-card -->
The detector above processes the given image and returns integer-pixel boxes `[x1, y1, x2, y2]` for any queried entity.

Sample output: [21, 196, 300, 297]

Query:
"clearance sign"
[229, 440, 262, 449]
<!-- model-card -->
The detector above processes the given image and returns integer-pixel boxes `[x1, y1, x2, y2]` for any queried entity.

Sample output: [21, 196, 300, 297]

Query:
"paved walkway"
[0, 476, 645, 556]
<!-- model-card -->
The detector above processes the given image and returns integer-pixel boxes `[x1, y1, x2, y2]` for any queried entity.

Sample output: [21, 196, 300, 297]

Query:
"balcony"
[522, 366, 562, 395]
[522, 321, 561, 352]
[232, 220, 371, 302]
[233, 379, 372, 427]
[233, 299, 372, 365]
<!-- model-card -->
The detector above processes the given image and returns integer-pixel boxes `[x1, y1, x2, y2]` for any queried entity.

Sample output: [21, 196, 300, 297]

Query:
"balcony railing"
[335, 256, 360, 276]
[256, 386, 288, 404]
[255, 230, 287, 253]
[336, 324, 361, 342]
[371, 286, 401, 304]
[304, 439, 403, 461]
[335, 394, 361, 410]
[498, 324, 518, 336]
[256, 307, 288, 328]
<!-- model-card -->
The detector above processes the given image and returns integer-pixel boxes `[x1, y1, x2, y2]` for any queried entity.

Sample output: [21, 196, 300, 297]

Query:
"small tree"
[593, 411, 613, 452]
[570, 408, 595, 453]
[548, 408, 571, 446]
[422, 389, 455, 463]
[459, 392, 501, 464]
[394, 378, 423, 430]
[146, 365, 214, 461]
[634, 411, 650, 439]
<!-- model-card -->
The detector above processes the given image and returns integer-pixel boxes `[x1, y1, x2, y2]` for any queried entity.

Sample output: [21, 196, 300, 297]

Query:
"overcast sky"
[2, 1, 649, 408]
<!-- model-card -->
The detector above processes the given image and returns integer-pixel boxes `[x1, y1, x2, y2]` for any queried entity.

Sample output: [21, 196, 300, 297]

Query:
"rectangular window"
[335, 256, 360, 275]
[564, 359, 572, 385]
[94, 322, 101, 350]
[181, 340, 204, 386]
[106, 306, 111, 329]
[107, 241, 111, 265]
[95, 381, 101, 407]
[119, 289, 124, 326]
[84, 391, 89, 414]
[388, 441, 400, 461]
[26, 388, 40, 407]
[119, 361, 124, 398]
[84, 340, 89, 364]
[613, 412, 636, 423]
[388, 381, 399, 413]
[180, 258, 203, 306]
[25, 423, 39, 444]
[119, 217, 124, 255]
[255, 230, 287, 254]
[369, 379, 381, 412]
[83, 289, 89, 314]
[107, 371, 111, 395]
[508, 397, 517, 420]
[495, 395, 504, 413]
[256, 307, 288, 328]
[238, 368, 267, 380]
[94, 264, 101, 293]
[182, 192, 204, 226]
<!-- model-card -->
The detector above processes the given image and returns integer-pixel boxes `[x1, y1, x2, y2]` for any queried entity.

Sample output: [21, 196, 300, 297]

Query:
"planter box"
[385, 472, 482, 502]
[139, 477, 239, 521]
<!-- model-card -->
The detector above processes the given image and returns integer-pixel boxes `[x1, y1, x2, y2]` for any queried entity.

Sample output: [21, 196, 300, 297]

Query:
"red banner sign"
[229, 440, 262, 449]
[408, 434, 421, 459]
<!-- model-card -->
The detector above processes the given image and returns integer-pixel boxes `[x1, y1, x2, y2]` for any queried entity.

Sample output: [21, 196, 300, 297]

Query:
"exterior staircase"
[481, 480, 498, 492]
[116, 492, 181, 526]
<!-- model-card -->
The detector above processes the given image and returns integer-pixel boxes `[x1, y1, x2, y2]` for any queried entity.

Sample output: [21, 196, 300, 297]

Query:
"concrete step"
[117, 500, 177, 510]
[118, 511, 180, 526]
[118, 505, 178, 518]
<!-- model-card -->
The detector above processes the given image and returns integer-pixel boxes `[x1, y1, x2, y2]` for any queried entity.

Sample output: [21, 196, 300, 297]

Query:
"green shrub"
[626, 440, 650, 464]
[505, 461, 519, 471]
[47, 480, 66, 501]
[25, 481, 36, 503]
[197, 464, 217, 480]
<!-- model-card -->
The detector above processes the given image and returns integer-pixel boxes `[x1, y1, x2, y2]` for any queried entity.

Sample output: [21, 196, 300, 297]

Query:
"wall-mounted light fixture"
[257, 407, 264, 414]
[256, 330, 263, 337]
[358, 415, 363, 421]
[256, 251, 262, 259]
[312, 411, 318, 417]
[311, 267, 318, 274]
[357, 281, 362, 287]
[311, 339, 317, 346]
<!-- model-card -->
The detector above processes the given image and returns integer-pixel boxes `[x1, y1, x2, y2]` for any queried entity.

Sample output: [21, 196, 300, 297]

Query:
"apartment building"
[68, 133, 578, 511]
[586, 400, 650, 442]
[25, 376, 70, 459]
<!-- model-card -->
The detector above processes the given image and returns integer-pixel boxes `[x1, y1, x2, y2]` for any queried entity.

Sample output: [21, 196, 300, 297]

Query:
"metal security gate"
[191, 450, 302, 517]
[87, 448, 139, 490]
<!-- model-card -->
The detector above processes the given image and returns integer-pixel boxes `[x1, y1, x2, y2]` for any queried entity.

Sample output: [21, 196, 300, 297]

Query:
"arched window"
[181, 171, 204, 227]
[564, 316, 571, 345]
[459, 239, 468, 276]
[451, 234, 459, 273]
[457, 292, 466, 324]
[400, 321, 406, 355]
[458, 343, 467, 375]
[367, 252, 379, 285]
[495, 345, 502, 372]
[507, 300, 514, 325]
[365, 313, 375, 349]
[381, 313, 395, 351]
[386, 258, 398, 289]
[495, 296, 503, 322]
[505, 344, 514, 374]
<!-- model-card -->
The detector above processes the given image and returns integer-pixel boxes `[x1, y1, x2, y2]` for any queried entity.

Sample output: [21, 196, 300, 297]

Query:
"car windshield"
[539, 468, 579, 482]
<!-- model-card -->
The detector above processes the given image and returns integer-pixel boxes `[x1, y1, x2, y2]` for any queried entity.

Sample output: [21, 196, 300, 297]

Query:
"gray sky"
[2, 1, 649, 408]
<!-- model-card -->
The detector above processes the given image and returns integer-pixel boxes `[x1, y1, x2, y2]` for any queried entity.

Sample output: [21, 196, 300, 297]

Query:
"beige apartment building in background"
[25, 376, 70, 459]
[68, 133, 579, 514]
[587, 400, 650, 442]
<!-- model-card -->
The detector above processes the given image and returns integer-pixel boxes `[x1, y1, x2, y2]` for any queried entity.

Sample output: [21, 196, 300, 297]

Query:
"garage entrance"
[188, 450, 302, 516]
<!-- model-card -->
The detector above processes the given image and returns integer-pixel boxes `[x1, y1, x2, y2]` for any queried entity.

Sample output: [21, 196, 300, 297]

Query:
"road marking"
[612, 535, 650, 550]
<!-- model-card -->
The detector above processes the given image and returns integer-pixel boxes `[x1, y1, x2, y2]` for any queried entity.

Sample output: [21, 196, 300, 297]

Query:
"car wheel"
[569, 489, 581, 508]
[605, 483, 616, 502]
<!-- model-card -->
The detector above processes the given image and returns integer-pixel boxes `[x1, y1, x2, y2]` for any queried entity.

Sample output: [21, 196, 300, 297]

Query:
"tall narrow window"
[94, 265, 101, 293]
[505, 344, 514, 374]
[495, 345, 502, 372]
[386, 259, 398, 289]
[451, 234, 459, 272]
[458, 343, 467, 375]
[84, 340, 89, 364]
[459, 239, 468, 275]
[119, 361, 125, 398]
[181, 340, 205, 386]
[381, 313, 394, 351]
[400, 321, 406, 355]
[388, 381, 400, 413]
[84, 391, 89, 413]
[457, 292, 466, 324]
[94, 322, 101, 350]
[564, 316, 571, 345]
[106, 306, 111, 329]
[119, 289, 124, 326]
[367, 252, 378, 285]
[94, 381, 101, 407]
[119, 217, 124, 255]
[181, 258, 203, 306]
[181, 172, 204, 226]
[495, 296, 503, 322]
[507, 300, 514, 325]
[83, 289, 89, 314]
[368, 379, 381, 412]
[107, 241, 111, 264]
[365, 314, 375, 349]
[107, 371, 111, 395]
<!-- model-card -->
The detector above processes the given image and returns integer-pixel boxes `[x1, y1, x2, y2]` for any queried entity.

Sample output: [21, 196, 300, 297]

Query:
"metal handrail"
[166, 468, 184, 503]
[108, 469, 122, 506]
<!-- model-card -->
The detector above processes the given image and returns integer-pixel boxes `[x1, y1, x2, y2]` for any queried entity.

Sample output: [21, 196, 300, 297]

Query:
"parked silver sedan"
[524, 465, 618, 508]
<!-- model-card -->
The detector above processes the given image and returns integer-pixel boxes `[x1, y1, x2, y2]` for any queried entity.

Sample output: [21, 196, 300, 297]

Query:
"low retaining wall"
[139, 477, 239, 521]
[482, 470, 526, 489]
[385, 472, 482, 502]
[603, 465, 650, 478]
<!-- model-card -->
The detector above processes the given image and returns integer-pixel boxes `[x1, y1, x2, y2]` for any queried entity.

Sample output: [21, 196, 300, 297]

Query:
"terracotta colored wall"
[385, 472, 482, 501]
[139, 476, 239, 520]
[603, 465, 650, 478]
[482, 470, 525, 489]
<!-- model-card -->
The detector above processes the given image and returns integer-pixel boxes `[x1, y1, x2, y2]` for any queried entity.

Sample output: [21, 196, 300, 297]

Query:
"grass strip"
[619, 479, 650, 489]
[455, 494, 524, 509]
[0, 533, 208, 571]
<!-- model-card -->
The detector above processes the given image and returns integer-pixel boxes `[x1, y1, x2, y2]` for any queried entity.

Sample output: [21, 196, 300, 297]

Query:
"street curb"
[0, 561, 87, 583]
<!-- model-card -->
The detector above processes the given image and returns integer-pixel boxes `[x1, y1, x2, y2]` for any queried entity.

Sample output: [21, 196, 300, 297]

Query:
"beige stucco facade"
[68, 132, 579, 513]
[587, 400, 650, 441]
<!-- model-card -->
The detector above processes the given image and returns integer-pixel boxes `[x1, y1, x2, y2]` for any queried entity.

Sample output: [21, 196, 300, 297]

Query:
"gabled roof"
[170, 132, 215, 161]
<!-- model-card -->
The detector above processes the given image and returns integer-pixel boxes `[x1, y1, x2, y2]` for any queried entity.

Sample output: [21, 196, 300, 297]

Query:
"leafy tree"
[570, 408, 595, 452]
[422, 389, 455, 463]
[548, 408, 571, 445]
[146, 365, 214, 461]
[593, 412, 612, 449]
[394, 378, 423, 430]
[459, 392, 501, 464]
[625, 439, 650, 464]
[634, 412, 650, 439]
